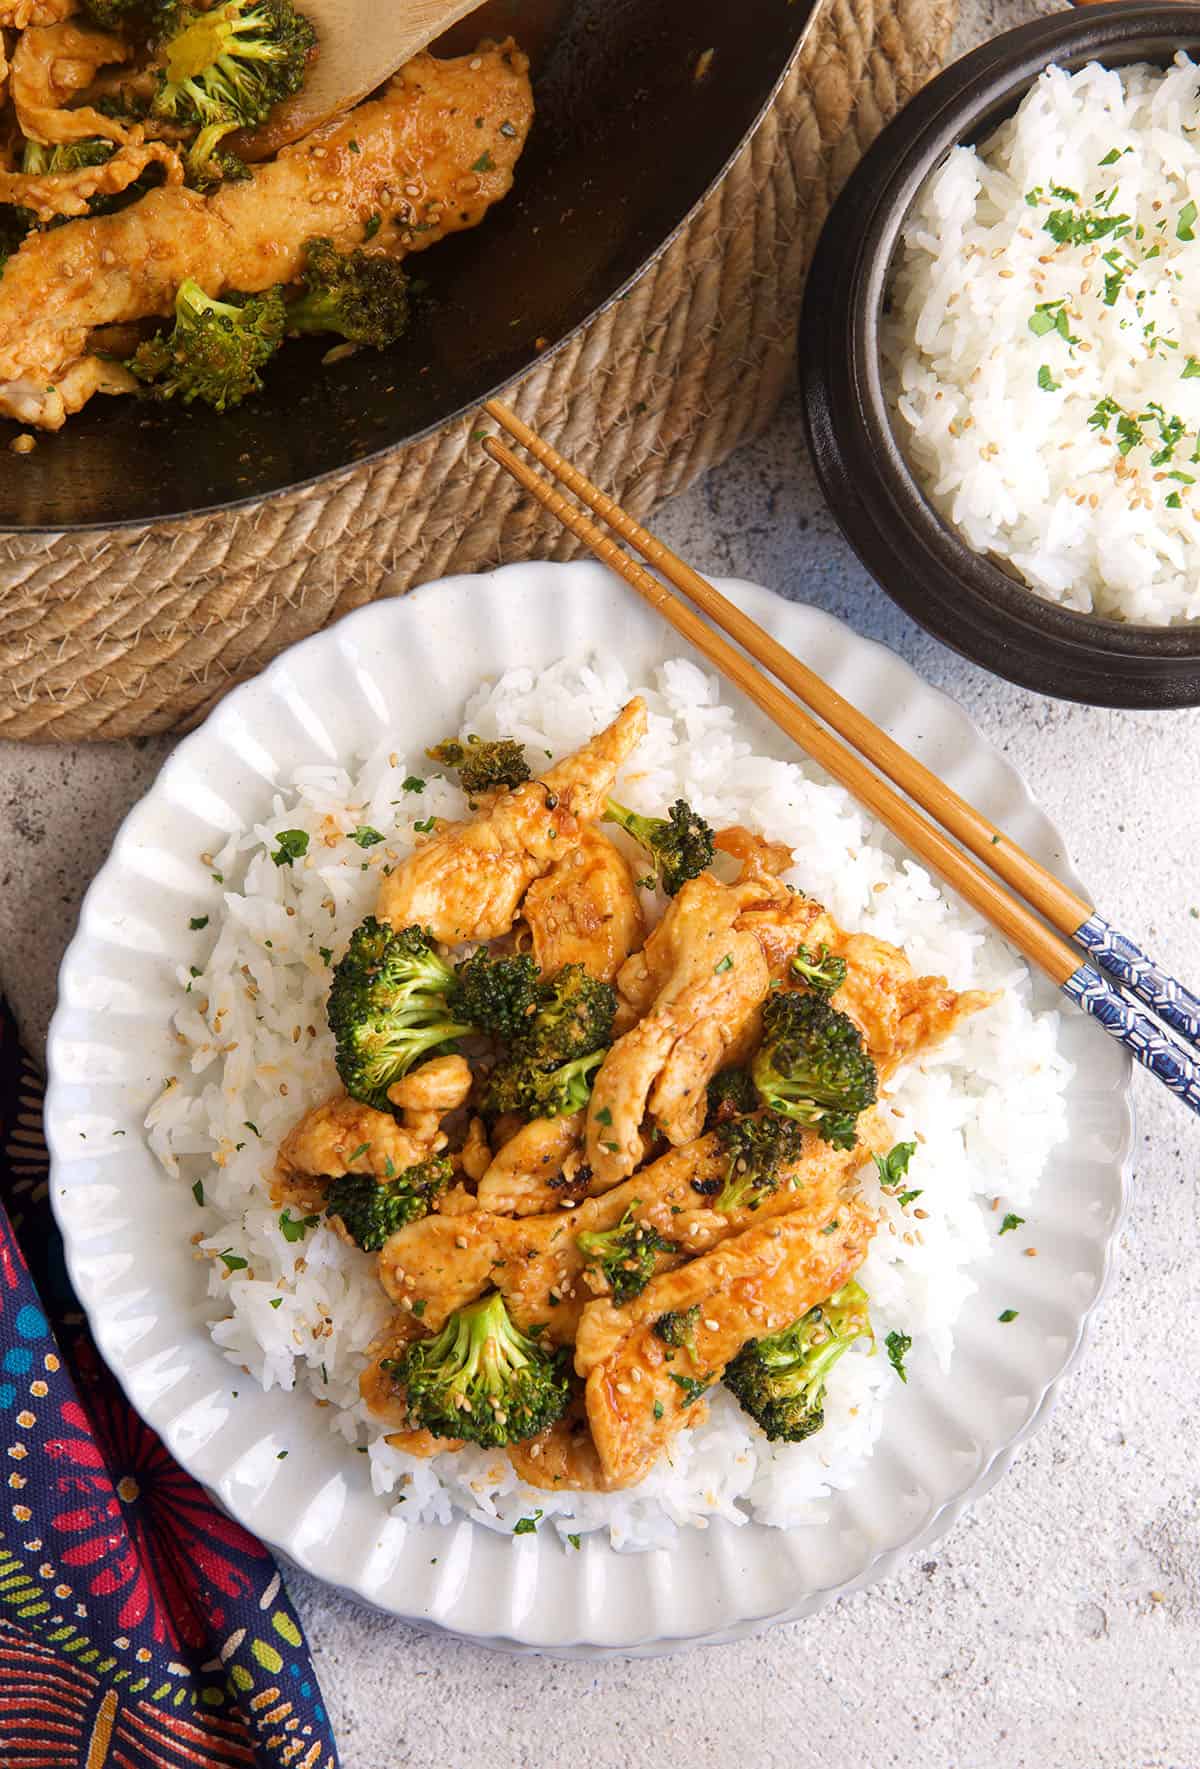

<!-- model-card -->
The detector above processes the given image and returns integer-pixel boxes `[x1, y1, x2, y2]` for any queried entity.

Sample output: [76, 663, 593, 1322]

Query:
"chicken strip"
[0, 41, 533, 418]
[578, 1192, 876, 1488]
[588, 873, 770, 1186]
[377, 700, 647, 946]
[474, 1110, 588, 1216]
[0, 141, 183, 222]
[386, 1053, 472, 1143]
[11, 22, 134, 145]
[507, 1389, 616, 1492]
[273, 1091, 441, 1221]
[0, 1, 79, 22]
[521, 826, 645, 985]
[378, 1117, 883, 1344]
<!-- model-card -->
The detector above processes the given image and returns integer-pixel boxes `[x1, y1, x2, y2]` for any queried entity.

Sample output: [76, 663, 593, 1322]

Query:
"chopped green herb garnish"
[595, 1105, 613, 1126]
[653, 1399, 664, 1420]
[1167, 491, 1183, 510]
[351, 826, 385, 849]
[244, 1121, 261, 1137]
[873, 1141, 917, 1190]
[269, 1296, 283, 1308]
[513, 1510, 542, 1535]
[668, 1371, 711, 1408]
[999, 1309, 1019, 1323]
[897, 1189, 923, 1208]
[271, 829, 309, 867]
[471, 150, 494, 173]
[363, 212, 381, 239]
[219, 1250, 248, 1273]
[348, 1142, 371, 1163]
[413, 815, 437, 834]
[279, 1210, 319, 1243]
[999, 1212, 1025, 1235]
[885, 1329, 911, 1382]
[192, 1179, 205, 1207]
[714, 954, 733, 973]
[402, 775, 425, 793]
[1098, 147, 1122, 167]
[567, 1532, 581, 1550]
[412, 1299, 427, 1318]
[319, 946, 333, 965]
[1037, 364, 1060, 393]
[189, 915, 209, 930]
[1179, 200, 1197, 242]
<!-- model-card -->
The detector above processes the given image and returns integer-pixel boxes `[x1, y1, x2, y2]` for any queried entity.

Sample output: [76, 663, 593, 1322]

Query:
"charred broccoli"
[483, 963, 617, 1120]
[751, 990, 877, 1150]
[653, 1303, 700, 1350]
[704, 1066, 758, 1129]
[790, 941, 848, 996]
[712, 1112, 807, 1213]
[323, 1156, 452, 1250]
[724, 1281, 873, 1441]
[286, 237, 411, 347]
[426, 732, 530, 796]
[576, 1206, 671, 1303]
[327, 917, 540, 1108]
[152, 0, 315, 137]
[83, 0, 162, 26]
[601, 796, 714, 896]
[127, 277, 287, 409]
[385, 1290, 570, 1447]
[21, 139, 115, 175]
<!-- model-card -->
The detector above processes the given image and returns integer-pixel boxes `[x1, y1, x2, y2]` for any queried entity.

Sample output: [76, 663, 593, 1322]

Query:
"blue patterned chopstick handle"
[1063, 962, 1200, 1115]
[1075, 912, 1200, 1052]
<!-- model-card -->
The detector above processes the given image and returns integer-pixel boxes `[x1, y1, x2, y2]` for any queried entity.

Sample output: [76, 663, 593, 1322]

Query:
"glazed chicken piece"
[0, 41, 533, 426]
[587, 872, 770, 1187]
[0, 1, 79, 22]
[10, 21, 134, 145]
[520, 826, 645, 985]
[507, 1389, 616, 1492]
[377, 1118, 882, 1345]
[378, 700, 647, 944]
[273, 1088, 447, 1220]
[474, 1110, 589, 1216]
[715, 827, 996, 1071]
[577, 1192, 877, 1488]
[386, 1054, 473, 1143]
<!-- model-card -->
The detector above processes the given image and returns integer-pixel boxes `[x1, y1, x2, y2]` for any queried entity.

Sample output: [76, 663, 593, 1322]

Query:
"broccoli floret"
[711, 1112, 807, 1213]
[83, 0, 167, 27]
[328, 918, 540, 1108]
[751, 991, 877, 1150]
[483, 963, 616, 1120]
[21, 139, 116, 176]
[448, 946, 540, 1043]
[724, 1280, 873, 1441]
[486, 1046, 605, 1121]
[653, 1303, 700, 1350]
[385, 1290, 570, 1447]
[602, 796, 714, 896]
[323, 1157, 452, 1250]
[426, 731, 530, 796]
[704, 1066, 758, 1129]
[576, 1206, 671, 1303]
[127, 277, 286, 409]
[152, 0, 315, 139]
[185, 128, 252, 189]
[790, 941, 848, 996]
[285, 236, 411, 347]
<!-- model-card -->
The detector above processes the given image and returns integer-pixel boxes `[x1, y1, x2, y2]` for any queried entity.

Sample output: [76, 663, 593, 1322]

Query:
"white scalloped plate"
[45, 563, 1133, 1656]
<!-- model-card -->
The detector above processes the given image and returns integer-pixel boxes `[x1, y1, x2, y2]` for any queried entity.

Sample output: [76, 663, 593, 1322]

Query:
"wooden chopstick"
[484, 398, 1091, 939]
[480, 429, 1081, 988]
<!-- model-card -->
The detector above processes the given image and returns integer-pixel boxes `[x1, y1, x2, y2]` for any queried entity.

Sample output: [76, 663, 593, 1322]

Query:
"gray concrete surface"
[2, 2, 1198, 1764]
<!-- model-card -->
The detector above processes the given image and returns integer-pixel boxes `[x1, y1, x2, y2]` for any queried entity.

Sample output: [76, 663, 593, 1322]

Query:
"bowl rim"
[801, 0, 1200, 704]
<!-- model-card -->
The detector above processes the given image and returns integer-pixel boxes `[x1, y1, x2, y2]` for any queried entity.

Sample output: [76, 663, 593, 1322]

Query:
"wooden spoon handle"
[233, 0, 488, 160]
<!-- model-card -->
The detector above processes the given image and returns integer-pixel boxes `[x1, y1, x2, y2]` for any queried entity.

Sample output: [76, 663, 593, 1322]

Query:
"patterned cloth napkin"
[0, 999, 340, 1769]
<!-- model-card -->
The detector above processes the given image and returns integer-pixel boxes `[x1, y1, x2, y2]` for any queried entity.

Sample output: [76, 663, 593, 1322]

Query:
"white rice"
[883, 56, 1200, 623]
[147, 655, 1070, 1550]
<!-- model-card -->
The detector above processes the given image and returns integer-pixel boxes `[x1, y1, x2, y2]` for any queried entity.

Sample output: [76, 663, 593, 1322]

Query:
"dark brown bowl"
[801, 1, 1200, 709]
[0, 0, 815, 531]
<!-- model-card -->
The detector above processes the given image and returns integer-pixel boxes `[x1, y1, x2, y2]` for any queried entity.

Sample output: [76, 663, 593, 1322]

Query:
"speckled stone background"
[3, 2, 1199, 1763]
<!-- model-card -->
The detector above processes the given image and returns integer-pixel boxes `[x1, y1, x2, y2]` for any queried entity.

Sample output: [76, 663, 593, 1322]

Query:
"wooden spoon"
[232, 0, 490, 162]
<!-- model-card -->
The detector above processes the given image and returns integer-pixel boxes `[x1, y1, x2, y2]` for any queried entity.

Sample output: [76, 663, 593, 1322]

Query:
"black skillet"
[0, 0, 817, 530]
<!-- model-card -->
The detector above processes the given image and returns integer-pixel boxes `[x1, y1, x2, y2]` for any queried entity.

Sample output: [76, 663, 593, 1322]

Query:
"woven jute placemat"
[0, 0, 956, 742]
